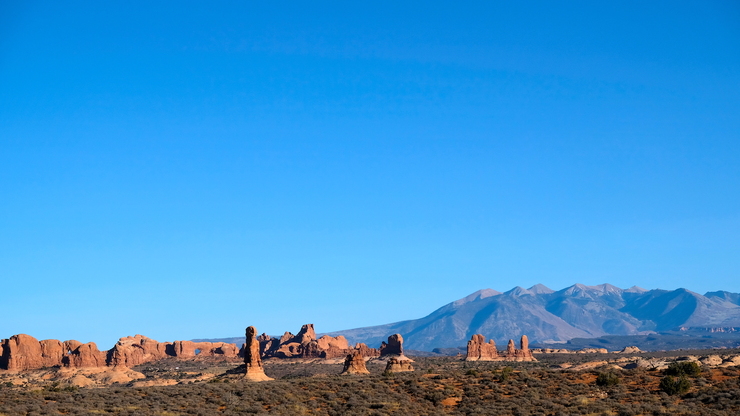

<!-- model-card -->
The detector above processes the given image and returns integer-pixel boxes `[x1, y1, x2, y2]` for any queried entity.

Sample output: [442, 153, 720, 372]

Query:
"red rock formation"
[170, 340, 238, 359]
[274, 341, 303, 358]
[270, 326, 318, 358]
[64, 340, 82, 353]
[503, 336, 536, 361]
[506, 339, 516, 355]
[172, 340, 197, 357]
[300, 340, 319, 358]
[245, 326, 272, 381]
[1, 334, 44, 371]
[465, 334, 499, 361]
[260, 324, 355, 360]
[1, 333, 240, 372]
[464, 334, 536, 362]
[257, 333, 278, 356]
[379, 334, 404, 357]
[317, 335, 349, 351]
[316, 335, 351, 359]
[295, 324, 316, 345]
[64, 342, 107, 368]
[207, 342, 239, 357]
[108, 335, 170, 367]
[385, 356, 414, 372]
[341, 350, 370, 375]
[0, 335, 108, 371]
[355, 343, 380, 358]
[40, 339, 65, 367]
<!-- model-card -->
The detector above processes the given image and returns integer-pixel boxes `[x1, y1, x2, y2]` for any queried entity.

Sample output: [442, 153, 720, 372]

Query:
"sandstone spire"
[507, 339, 516, 355]
[244, 326, 272, 381]
[379, 334, 404, 356]
[341, 350, 370, 375]
[506, 336, 536, 362]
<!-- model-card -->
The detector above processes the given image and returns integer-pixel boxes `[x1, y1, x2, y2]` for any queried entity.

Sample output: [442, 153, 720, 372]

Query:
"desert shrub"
[665, 361, 701, 377]
[595, 372, 620, 387]
[499, 366, 513, 382]
[660, 375, 691, 395]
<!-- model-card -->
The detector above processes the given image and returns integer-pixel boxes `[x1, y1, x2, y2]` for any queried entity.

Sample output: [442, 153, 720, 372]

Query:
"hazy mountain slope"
[203, 284, 740, 351]
[705, 290, 740, 306]
[545, 284, 645, 336]
[329, 284, 740, 351]
[331, 285, 593, 350]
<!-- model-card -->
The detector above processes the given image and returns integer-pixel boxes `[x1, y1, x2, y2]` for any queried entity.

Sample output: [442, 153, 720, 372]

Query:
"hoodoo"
[379, 334, 404, 357]
[341, 350, 370, 375]
[244, 326, 272, 381]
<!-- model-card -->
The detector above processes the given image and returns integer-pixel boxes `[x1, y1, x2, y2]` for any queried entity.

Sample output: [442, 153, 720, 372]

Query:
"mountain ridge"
[325, 283, 740, 351]
[200, 283, 740, 351]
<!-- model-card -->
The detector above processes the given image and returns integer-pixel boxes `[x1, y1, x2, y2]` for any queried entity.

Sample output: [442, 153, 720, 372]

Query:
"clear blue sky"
[1, 1, 739, 349]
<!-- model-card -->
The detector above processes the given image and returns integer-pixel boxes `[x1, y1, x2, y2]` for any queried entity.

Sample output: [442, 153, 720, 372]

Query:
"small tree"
[595, 372, 620, 387]
[665, 361, 701, 377]
[498, 367, 513, 382]
[659, 375, 691, 395]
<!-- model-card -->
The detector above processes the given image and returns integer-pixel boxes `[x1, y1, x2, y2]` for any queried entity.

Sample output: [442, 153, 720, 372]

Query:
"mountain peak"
[452, 289, 501, 306]
[528, 284, 554, 294]
[559, 283, 623, 297]
[505, 286, 533, 297]
[625, 285, 648, 293]
[592, 283, 623, 294]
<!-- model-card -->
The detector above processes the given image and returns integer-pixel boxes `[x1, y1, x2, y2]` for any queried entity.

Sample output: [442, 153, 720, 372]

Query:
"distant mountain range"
[325, 284, 740, 351]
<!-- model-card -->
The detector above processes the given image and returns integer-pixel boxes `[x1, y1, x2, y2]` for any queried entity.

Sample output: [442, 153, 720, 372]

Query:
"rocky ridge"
[0, 334, 239, 372]
[258, 324, 379, 360]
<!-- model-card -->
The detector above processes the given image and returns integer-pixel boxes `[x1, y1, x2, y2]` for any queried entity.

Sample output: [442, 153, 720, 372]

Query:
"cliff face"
[0, 334, 239, 372]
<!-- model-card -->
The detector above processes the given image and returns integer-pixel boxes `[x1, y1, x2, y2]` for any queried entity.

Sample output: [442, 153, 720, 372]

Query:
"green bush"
[499, 367, 513, 382]
[659, 375, 691, 395]
[595, 372, 620, 387]
[665, 361, 701, 377]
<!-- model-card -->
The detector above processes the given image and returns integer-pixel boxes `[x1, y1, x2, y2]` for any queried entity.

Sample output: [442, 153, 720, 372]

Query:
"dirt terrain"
[1, 348, 739, 415]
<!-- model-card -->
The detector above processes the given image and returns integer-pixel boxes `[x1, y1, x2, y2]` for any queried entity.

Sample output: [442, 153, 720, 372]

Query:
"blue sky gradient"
[1, 1, 739, 348]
